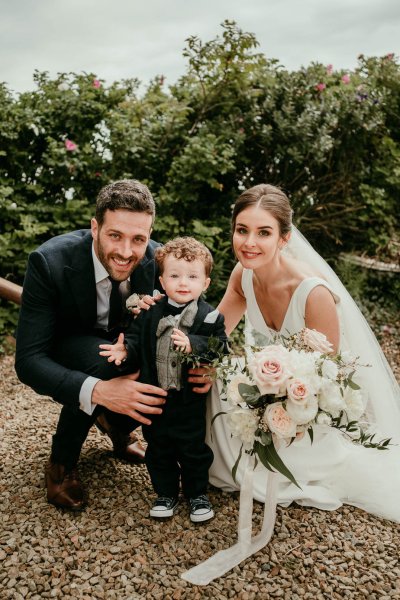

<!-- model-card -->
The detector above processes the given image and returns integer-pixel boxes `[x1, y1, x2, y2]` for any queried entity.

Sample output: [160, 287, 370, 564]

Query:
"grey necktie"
[108, 277, 123, 330]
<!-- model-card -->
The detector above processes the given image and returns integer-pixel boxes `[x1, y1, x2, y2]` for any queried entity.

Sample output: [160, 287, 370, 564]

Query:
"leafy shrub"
[1, 21, 399, 335]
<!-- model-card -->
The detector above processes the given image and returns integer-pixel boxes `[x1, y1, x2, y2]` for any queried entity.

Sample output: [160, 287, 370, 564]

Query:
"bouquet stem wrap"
[181, 451, 278, 585]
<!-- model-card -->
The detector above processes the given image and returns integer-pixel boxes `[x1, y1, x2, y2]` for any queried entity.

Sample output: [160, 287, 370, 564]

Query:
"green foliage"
[1, 21, 399, 335]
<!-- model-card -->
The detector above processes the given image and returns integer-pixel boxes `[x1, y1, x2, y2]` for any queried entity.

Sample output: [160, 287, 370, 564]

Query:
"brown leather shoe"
[95, 413, 146, 464]
[45, 461, 86, 511]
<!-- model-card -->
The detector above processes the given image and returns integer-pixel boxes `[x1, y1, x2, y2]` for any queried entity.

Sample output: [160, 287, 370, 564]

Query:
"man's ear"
[91, 218, 99, 240]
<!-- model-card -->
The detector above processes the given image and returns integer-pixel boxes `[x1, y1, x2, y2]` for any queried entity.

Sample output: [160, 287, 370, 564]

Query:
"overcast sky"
[1, 0, 399, 94]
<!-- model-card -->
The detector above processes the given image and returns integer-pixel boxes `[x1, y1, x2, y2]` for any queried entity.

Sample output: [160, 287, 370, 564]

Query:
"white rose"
[289, 350, 320, 393]
[321, 359, 339, 381]
[248, 346, 291, 396]
[340, 350, 353, 362]
[227, 408, 259, 445]
[286, 393, 318, 425]
[226, 374, 252, 406]
[262, 403, 297, 440]
[343, 387, 365, 421]
[316, 412, 332, 426]
[318, 379, 346, 417]
[302, 328, 333, 353]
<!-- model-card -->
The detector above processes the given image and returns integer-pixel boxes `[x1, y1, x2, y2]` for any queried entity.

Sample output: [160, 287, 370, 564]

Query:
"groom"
[15, 179, 171, 510]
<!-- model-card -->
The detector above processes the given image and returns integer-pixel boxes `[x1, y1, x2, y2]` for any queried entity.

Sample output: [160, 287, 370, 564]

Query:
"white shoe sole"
[190, 509, 214, 523]
[149, 505, 178, 518]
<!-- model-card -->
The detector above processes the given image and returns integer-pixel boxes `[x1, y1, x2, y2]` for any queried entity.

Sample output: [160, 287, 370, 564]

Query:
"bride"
[206, 183, 400, 523]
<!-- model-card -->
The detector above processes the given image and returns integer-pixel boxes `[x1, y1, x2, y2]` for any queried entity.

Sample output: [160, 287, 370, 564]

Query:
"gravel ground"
[1, 343, 400, 599]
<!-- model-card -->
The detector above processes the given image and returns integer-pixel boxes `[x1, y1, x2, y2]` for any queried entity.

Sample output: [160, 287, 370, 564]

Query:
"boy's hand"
[99, 332, 128, 366]
[171, 328, 192, 353]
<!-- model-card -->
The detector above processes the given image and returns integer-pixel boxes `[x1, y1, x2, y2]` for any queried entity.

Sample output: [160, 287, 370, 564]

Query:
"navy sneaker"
[189, 495, 214, 523]
[149, 496, 179, 518]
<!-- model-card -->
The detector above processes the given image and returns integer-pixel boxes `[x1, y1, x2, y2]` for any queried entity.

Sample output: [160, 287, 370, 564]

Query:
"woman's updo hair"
[232, 184, 292, 237]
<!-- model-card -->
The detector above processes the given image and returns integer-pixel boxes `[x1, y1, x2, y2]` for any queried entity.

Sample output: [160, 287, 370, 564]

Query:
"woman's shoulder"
[285, 256, 325, 282]
[283, 258, 338, 304]
[229, 262, 246, 293]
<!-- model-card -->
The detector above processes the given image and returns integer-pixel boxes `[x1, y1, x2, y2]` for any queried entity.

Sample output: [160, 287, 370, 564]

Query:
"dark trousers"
[50, 330, 140, 469]
[143, 389, 213, 499]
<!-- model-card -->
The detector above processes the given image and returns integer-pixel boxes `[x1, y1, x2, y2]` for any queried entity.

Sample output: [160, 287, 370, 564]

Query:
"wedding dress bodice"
[242, 269, 338, 343]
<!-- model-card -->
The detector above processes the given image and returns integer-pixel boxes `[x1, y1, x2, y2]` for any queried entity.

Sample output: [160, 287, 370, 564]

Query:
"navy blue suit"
[15, 229, 160, 468]
[123, 297, 229, 498]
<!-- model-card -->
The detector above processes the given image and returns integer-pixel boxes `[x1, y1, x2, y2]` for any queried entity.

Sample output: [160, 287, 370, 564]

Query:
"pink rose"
[386, 53, 394, 61]
[263, 403, 297, 440]
[315, 83, 326, 92]
[65, 139, 77, 152]
[326, 64, 333, 75]
[341, 74, 351, 84]
[301, 328, 333, 353]
[93, 79, 101, 89]
[249, 346, 291, 395]
[287, 379, 311, 403]
[286, 381, 318, 424]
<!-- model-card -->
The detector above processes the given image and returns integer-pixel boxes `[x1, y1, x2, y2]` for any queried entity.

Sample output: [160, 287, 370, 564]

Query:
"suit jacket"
[124, 296, 229, 403]
[15, 229, 160, 405]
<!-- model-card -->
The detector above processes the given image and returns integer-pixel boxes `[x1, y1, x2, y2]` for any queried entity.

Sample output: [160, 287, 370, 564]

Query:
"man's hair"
[155, 237, 213, 277]
[95, 179, 156, 226]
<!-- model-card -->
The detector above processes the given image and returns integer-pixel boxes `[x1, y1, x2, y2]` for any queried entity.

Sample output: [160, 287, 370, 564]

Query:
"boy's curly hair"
[155, 237, 213, 277]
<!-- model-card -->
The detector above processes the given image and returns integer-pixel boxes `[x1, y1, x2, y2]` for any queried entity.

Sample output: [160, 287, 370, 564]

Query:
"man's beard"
[97, 241, 137, 282]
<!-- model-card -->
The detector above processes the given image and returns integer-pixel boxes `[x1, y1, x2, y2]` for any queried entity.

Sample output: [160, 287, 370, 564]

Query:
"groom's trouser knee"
[50, 331, 139, 467]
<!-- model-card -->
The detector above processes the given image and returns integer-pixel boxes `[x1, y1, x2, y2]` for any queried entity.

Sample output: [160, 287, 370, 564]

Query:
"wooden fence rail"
[0, 277, 22, 305]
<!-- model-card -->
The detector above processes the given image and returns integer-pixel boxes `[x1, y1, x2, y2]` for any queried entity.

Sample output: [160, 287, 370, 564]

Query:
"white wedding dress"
[207, 269, 400, 523]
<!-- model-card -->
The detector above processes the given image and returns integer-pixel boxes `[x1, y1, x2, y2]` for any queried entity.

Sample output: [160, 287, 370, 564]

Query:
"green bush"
[1, 21, 399, 335]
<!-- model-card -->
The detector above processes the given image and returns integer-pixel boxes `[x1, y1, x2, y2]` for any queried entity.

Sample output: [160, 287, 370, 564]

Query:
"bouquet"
[215, 328, 391, 488]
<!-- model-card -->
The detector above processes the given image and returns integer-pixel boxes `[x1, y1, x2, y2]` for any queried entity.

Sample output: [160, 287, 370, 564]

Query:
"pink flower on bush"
[249, 346, 291, 395]
[263, 403, 297, 440]
[65, 139, 77, 152]
[93, 79, 101, 89]
[341, 74, 351, 84]
[386, 53, 394, 61]
[326, 64, 333, 75]
[315, 83, 326, 92]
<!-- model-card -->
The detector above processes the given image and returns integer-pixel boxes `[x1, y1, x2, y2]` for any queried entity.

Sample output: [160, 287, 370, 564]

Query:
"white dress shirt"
[79, 244, 130, 415]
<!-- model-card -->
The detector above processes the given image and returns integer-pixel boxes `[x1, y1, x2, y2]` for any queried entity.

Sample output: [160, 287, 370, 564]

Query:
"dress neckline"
[249, 274, 321, 334]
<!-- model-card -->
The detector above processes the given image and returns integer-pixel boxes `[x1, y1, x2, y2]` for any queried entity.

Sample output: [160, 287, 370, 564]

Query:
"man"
[15, 179, 169, 510]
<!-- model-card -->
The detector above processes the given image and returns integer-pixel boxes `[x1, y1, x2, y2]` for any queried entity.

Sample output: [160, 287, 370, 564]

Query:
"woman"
[206, 183, 400, 522]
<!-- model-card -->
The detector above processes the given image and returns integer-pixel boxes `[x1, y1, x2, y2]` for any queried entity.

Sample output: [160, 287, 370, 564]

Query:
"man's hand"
[130, 290, 165, 316]
[92, 371, 167, 426]
[188, 365, 215, 394]
[99, 332, 128, 366]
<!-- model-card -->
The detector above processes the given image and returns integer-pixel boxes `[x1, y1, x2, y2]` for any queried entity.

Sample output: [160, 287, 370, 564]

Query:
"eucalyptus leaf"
[231, 444, 243, 483]
[254, 441, 301, 489]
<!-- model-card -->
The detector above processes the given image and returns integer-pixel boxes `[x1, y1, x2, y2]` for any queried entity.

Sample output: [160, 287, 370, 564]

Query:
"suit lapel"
[64, 234, 97, 327]
[130, 254, 154, 294]
[189, 299, 209, 333]
[149, 297, 167, 363]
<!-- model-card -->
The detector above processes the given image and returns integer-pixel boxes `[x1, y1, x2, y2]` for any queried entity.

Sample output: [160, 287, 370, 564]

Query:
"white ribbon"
[181, 452, 278, 585]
